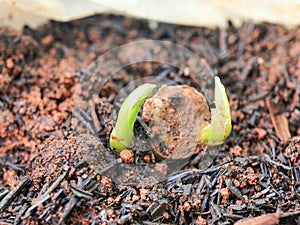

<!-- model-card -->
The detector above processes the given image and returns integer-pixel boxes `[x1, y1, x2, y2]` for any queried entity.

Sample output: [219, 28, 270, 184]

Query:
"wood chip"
[266, 97, 291, 142]
[234, 213, 281, 225]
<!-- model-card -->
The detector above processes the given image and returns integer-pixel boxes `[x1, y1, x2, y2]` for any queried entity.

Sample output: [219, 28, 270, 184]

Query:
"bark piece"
[266, 97, 291, 142]
[235, 213, 281, 225]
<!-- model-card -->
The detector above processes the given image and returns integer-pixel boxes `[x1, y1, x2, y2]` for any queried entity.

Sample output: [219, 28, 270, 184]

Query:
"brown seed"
[119, 149, 134, 164]
[142, 85, 210, 159]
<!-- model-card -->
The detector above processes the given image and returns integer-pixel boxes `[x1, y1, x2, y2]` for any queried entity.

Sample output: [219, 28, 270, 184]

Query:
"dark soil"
[0, 15, 300, 225]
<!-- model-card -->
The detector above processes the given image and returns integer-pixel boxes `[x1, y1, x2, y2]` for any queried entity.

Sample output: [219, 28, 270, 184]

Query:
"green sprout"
[110, 77, 231, 154]
[199, 76, 232, 145]
[109, 83, 156, 153]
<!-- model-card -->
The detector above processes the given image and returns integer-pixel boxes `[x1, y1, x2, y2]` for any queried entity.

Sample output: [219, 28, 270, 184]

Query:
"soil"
[0, 15, 300, 225]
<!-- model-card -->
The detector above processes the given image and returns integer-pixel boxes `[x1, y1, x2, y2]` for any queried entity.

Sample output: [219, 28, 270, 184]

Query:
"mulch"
[0, 15, 299, 224]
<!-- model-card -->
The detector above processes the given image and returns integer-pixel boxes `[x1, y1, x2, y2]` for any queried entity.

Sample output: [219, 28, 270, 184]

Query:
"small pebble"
[219, 187, 230, 201]
[255, 128, 267, 140]
[196, 216, 207, 225]
[6, 58, 14, 69]
[120, 149, 134, 164]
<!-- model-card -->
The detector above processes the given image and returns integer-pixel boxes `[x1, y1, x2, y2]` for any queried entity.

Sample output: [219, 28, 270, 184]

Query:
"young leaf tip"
[110, 83, 156, 153]
[200, 76, 232, 145]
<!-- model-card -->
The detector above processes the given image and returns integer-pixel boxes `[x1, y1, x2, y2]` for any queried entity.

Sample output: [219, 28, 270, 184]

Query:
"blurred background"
[1, 0, 300, 30]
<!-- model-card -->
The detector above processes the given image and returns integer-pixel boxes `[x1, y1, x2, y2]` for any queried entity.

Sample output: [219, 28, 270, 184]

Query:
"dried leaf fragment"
[266, 97, 291, 142]
[235, 213, 281, 225]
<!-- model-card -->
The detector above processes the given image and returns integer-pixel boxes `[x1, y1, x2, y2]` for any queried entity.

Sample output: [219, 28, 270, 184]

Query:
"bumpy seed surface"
[142, 85, 211, 159]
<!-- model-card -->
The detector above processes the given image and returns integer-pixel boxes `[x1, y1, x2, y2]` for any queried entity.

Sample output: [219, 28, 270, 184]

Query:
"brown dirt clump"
[30, 133, 118, 187]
